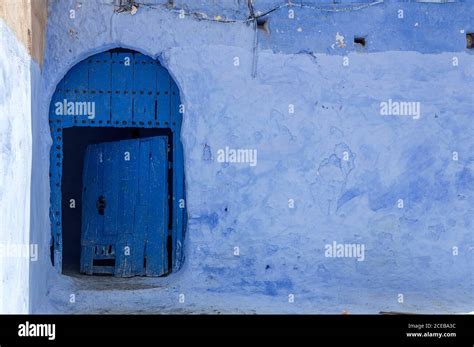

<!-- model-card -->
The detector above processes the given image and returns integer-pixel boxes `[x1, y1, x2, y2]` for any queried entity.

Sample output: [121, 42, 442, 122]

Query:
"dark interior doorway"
[61, 126, 173, 274]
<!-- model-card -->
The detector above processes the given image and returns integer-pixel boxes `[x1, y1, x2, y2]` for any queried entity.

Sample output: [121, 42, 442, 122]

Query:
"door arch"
[49, 48, 186, 276]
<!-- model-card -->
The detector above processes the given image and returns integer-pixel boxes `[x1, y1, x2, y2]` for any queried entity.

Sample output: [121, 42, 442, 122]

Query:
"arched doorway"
[49, 48, 186, 277]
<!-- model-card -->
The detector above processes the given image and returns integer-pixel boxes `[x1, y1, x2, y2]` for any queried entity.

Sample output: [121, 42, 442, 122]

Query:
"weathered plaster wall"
[0, 0, 48, 65]
[0, 20, 32, 314]
[37, 0, 474, 313]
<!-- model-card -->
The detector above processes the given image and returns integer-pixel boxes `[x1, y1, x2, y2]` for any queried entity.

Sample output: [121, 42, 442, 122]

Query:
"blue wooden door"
[80, 136, 169, 277]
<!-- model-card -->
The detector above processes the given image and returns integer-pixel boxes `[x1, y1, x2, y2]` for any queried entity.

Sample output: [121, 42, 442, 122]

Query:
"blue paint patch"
[456, 168, 474, 191]
[317, 264, 332, 281]
[199, 212, 219, 229]
[337, 188, 362, 210]
[428, 224, 446, 241]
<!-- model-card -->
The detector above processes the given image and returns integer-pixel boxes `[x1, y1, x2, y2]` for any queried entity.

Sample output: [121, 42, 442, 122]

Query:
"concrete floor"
[42, 269, 473, 315]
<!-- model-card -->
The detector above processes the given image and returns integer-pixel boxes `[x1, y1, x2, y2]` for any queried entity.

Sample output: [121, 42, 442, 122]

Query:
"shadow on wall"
[0, 0, 48, 313]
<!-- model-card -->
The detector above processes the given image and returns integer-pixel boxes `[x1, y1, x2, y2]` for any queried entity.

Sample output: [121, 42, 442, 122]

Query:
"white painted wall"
[0, 20, 32, 313]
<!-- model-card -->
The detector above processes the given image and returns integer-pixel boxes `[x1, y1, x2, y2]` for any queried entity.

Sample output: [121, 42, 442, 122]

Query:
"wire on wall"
[113, 0, 385, 77]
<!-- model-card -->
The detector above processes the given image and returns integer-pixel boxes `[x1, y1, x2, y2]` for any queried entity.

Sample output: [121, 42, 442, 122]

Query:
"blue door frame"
[49, 48, 186, 275]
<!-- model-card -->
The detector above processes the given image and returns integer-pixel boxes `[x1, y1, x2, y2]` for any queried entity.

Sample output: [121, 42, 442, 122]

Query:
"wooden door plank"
[156, 64, 171, 124]
[133, 55, 157, 123]
[145, 136, 169, 276]
[80, 144, 101, 274]
[111, 52, 134, 124]
[88, 52, 111, 123]
[115, 139, 139, 277]
[132, 138, 150, 276]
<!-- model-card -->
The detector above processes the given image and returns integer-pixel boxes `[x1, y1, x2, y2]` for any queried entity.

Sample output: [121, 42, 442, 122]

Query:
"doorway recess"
[49, 48, 186, 276]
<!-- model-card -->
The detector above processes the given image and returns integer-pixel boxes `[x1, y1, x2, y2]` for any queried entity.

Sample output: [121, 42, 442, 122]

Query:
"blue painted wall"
[39, 0, 473, 313]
